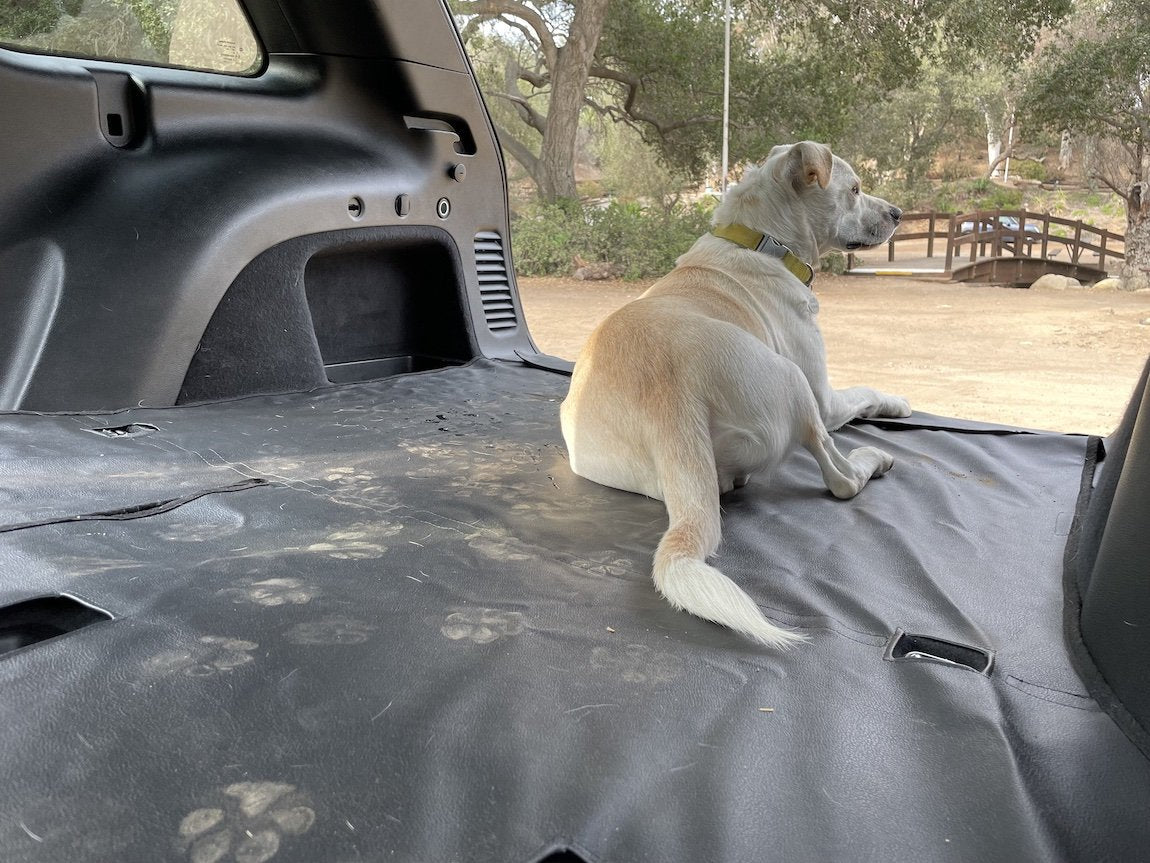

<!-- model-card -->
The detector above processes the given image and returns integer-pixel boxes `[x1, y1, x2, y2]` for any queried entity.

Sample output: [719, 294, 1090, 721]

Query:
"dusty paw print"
[304, 522, 401, 559]
[591, 643, 682, 684]
[160, 518, 242, 543]
[322, 466, 374, 485]
[441, 609, 525, 644]
[284, 615, 377, 645]
[321, 466, 391, 508]
[148, 636, 257, 678]
[568, 551, 636, 577]
[218, 578, 317, 606]
[466, 529, 533, 562]
[177, 781, 315, 863]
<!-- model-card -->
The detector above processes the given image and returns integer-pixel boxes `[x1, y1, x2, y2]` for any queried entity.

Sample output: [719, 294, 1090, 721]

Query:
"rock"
[1091, 278, 1122, 291]
[572, 255, 623, 280]
[1030, 273, 1081, 291]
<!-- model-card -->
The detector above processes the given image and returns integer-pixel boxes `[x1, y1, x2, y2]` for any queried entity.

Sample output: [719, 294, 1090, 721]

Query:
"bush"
[511, 198, 715, 280]
[1013, 160, 1047, 182]
[820, 251, 847, 275]
[507, 199, 587, 277]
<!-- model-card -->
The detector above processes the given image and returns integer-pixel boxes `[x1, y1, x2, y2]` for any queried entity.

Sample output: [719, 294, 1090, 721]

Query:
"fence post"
[1100, 232, 1108, 273]
[945, 214, 955, 272]
[1072, 221, 1083, 264]
[1041, 213, 1049, 261]
[927, 213, 935, 259]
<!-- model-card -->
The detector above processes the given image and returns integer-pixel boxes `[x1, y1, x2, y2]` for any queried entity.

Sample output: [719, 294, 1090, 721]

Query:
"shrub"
[1013, 160, 1047, 182]
[511, 197, 715, 280]
[820, 251, 847, 275]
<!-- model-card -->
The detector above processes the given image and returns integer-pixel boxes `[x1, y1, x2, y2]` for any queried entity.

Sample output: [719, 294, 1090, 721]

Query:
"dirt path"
[518, 274, 1150, 436]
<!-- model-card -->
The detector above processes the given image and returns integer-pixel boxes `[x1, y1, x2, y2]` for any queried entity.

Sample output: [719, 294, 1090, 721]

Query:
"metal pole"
[721, 0, 731, 195]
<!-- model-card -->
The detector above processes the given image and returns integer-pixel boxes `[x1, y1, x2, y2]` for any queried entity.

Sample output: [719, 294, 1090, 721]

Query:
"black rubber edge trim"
[0, 477, 270, 534]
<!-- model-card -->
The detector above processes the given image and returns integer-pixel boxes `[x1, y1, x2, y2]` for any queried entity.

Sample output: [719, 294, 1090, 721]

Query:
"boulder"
[1030, 273, 1082, 291]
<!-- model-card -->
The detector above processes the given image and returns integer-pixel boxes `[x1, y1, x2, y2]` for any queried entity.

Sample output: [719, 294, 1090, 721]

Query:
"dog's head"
[721, 142, 902, 260]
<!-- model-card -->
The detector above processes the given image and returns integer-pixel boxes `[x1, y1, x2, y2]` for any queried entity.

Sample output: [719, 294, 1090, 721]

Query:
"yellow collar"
[712, 223, 814, 286]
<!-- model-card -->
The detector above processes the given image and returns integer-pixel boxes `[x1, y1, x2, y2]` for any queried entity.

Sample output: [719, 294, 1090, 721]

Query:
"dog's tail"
[652, 439, 808, 649]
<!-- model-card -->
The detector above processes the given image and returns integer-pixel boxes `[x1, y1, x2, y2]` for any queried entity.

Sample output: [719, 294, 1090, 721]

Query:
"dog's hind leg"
[803, 424, 893, 499]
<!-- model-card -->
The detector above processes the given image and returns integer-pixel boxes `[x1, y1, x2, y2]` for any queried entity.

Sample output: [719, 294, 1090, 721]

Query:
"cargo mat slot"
[886, 629, 995, 675]
[85, 422, 159, 438]
[0, 595, 113, 658]
[0, 477, 269, 534]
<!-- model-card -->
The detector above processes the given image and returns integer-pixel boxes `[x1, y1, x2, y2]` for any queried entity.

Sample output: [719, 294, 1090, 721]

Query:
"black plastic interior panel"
[0, 0, 526, 412]
[179, 226, 474, 403]
[1067, 360, 1150, 755]
[1, 360, 1147, 862]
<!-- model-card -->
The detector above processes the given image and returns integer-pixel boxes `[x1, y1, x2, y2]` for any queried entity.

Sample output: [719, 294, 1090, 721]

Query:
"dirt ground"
[518, 274, 1150, 436]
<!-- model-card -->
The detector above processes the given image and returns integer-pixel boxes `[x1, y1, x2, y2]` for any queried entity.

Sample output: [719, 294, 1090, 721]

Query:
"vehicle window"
[0, 0, 262, 75]
[455, 2, 1146, 437]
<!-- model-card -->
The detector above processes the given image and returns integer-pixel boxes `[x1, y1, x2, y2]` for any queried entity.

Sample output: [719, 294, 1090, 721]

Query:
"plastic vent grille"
[474, 231, 519, 333]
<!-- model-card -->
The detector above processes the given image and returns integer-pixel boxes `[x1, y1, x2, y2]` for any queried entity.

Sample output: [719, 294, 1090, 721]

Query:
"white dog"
[560, 142, 910, 648]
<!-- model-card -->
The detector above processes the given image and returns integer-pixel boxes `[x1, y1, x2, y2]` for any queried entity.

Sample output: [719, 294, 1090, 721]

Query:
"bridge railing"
[852, 210, 1125, 276]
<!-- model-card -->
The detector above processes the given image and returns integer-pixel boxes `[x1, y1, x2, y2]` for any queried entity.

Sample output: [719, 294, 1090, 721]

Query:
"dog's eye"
[851, 184, 860, 195]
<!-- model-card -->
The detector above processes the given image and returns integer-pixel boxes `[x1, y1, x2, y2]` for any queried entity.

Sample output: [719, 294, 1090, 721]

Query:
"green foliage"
[0, 0, 73, 41]
[1022, 0, 1148, 208]
[819, 252, 847, 275]
[511, 198, 716, 280]
[508, 198, 588, 277]
[1012, 159, 1048, 182]
[595, 119, 692, 207]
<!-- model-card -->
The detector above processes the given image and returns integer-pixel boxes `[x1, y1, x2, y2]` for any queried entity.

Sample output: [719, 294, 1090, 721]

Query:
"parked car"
[959, 214, 1042, 253]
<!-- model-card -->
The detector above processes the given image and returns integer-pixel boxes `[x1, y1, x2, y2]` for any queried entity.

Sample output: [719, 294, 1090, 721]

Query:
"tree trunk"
[536, 0, 611, 201]
[1121, 181, 1150, 290]
[1059, 130, 1073, 172]
[984, 110, 1002, 177]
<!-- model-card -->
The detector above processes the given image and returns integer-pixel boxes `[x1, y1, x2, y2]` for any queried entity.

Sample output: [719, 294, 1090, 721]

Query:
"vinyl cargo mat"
[1, 359, 1147, 862]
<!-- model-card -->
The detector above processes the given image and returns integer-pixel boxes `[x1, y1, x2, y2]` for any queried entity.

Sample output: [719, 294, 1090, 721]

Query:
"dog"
[560, 141, 910, 648]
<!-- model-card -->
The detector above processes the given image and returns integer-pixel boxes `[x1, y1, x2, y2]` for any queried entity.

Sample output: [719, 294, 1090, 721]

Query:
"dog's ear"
[778, 142, 832, 192]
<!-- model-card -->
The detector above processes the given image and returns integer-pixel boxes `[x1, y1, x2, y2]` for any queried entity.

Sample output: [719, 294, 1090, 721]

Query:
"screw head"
[347, 196, 364, 220]
[395, 194, 411, 217]
[436, 197, 451, 219]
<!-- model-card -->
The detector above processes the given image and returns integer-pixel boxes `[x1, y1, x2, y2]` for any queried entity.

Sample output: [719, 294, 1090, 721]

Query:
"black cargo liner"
[1, 359, 1147, 862]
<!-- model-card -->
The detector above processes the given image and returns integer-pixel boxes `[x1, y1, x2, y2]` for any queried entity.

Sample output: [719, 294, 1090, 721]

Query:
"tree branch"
[492, 120, 541, 181]
[589, 63, 718, 135]
[492, 90, 547, 134]
[454, 0, 558, 68]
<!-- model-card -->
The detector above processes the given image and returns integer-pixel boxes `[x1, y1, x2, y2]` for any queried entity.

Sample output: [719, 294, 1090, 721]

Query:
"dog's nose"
[890, 206, 903, 223]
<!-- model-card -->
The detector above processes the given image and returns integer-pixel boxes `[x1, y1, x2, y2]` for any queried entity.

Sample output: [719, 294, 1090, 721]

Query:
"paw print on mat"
[569, 551, 635, 577]
[218, 578, 316, 606]
[441, 609, 525, 644]
[590, 643, 682, 684]
[284, 616, 377, 645]
[160, 518, 242, 543]
[177, 781, 315, 863]
[304, 522, 401, 559]
[323, 466, 375, 484]
[466, 529, 533, 562]
[148, 636, 257, 677]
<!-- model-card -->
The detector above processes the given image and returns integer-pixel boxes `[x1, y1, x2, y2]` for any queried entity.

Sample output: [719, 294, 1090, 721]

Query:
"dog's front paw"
[880, 395, 911, 418]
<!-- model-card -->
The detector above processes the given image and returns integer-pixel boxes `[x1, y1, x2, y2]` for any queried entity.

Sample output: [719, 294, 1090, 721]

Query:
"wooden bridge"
[847, 210, 1125, 286]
